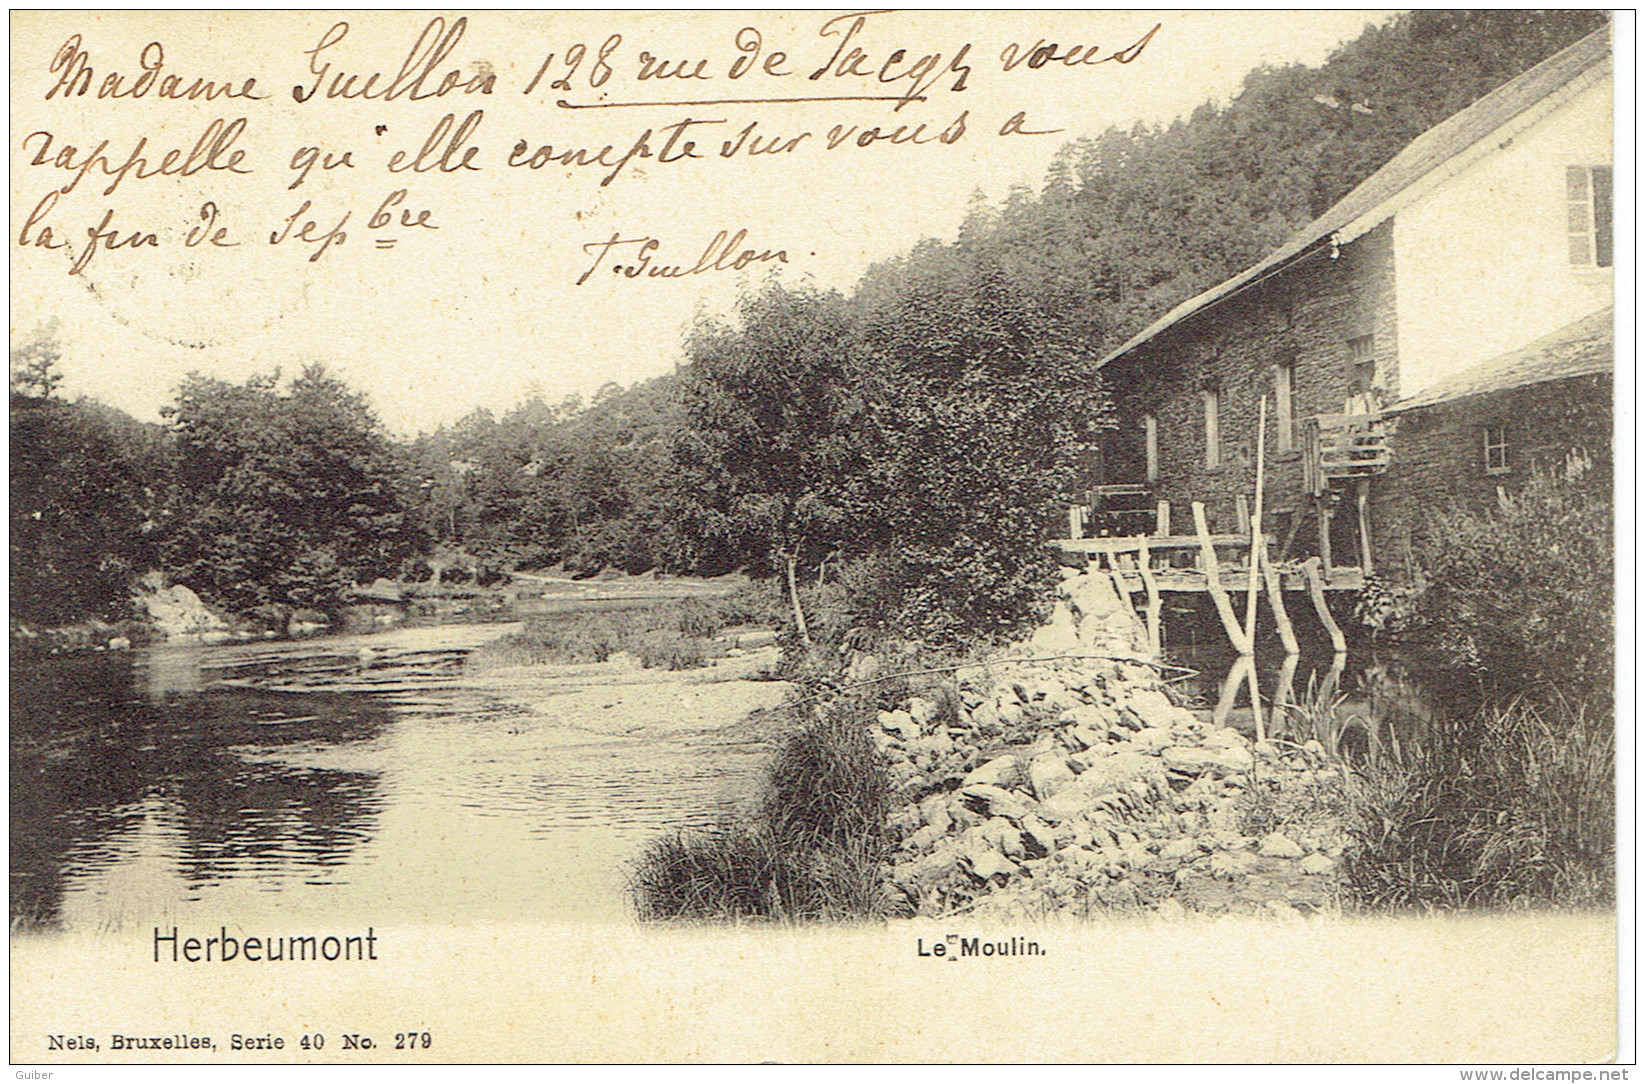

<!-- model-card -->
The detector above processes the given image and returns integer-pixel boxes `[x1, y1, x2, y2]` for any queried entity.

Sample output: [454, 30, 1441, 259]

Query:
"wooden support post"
[1213, 656, 1244, 729]
[1193, 501, 1252, 655]
[1272, 652, 1300, 738]
[1302, 556, 1347, 653]
[1356, 477, 1374, 574]
[1235, 494, 1251, 532]
[1260, 542, 1300, 655]
[1246, 654, 1266, 742]
[1277, 510, 1303, 562]
[1243, 396, 1268, 650]
[1067, 505, 1084, 540]
[1137, 535, 1162, 658]
[1156, 500, 1171, 538]
[1317, 499, 1334, 581]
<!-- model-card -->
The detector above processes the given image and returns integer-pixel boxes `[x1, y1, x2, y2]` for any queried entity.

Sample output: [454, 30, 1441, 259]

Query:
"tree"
[161, 364, 420, 614]
[9, 319, 65, 400]
[10, 322, 163, 625]
[847, 251, 1114, 641]
[677, 284, 863, 636]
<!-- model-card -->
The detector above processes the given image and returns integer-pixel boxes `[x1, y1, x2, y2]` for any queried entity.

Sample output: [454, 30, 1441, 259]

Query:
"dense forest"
[11, 11, 1606, 643]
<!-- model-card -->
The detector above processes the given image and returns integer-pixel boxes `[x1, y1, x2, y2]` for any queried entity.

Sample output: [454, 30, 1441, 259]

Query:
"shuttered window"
[1567, 165, 1613, 268]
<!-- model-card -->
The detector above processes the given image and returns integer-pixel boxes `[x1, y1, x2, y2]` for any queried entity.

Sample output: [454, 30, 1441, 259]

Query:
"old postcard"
[9, 9, 1627, 1066]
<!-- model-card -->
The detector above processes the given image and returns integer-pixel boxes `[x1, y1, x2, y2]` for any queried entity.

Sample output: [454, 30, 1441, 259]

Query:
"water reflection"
[1175, 641, 1439, 756]
[12, 624, 785, 932]
[12, 652, 387, 930]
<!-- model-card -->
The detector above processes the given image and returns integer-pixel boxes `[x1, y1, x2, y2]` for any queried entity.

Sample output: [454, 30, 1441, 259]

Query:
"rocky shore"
[874, 566, 1350, 919]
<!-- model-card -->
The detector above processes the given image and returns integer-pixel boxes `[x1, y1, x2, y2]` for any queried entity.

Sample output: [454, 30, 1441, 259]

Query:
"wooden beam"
[1051, 533, 1263, 555]
[1193, 501, 1252, 655]
[1260, 541, 1300, 655]
[1302, 556, 1347, 653]
[1107, 565, 1366, 594]
[1137, 535, 1162, 657]
[1067, 505, 1085, 540]
[1235, 494, 1251, 532]
[1156, 500, 1171, 537]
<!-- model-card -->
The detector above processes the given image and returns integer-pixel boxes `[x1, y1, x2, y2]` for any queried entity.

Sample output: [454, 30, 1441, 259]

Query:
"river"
[10, 618, 793, 933]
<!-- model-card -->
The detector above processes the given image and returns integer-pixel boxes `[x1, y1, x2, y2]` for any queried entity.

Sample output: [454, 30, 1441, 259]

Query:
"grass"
[630, 691, 893, 922]
[1341, 692, 1614, 910]
[468, 595, 772, 672]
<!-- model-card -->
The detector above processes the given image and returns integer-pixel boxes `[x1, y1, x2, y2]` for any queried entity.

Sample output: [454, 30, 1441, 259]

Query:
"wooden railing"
[1303, 411, 1390, 495]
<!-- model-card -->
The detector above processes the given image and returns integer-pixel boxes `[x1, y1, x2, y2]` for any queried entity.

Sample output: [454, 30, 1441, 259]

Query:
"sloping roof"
[1388, 307, 1613, 412]
[1100, 25, 1612, 367]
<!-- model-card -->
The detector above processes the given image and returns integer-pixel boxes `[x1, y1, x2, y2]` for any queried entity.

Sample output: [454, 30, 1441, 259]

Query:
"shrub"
[1341, 692, 1614, 910]
[631, 693, 893, 922]
[1403, 456, 1612, 714]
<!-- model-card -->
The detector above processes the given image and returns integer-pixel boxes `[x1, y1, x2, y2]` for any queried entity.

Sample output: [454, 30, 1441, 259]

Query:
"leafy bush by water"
[1401, 457, 1612, 715]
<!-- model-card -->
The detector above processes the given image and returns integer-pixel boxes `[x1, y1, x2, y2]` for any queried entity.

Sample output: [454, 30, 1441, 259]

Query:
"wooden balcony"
[1303, 412, 1390, 496]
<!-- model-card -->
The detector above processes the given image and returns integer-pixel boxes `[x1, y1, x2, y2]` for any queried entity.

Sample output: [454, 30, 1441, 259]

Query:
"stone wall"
[1100, 222, 1398, 540]
[1370, 373, 1613, 576]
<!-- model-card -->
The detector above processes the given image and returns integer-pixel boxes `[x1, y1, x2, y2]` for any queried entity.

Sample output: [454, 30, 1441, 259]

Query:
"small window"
[1347, 334, 1377, 386]
[1483, 423, 1509, 475]
[1143, 414, 1159, 483]
[1567, 165, 1613, 268]
[1274, 362, 1295, 453]
[1202, 388, 1221, 469]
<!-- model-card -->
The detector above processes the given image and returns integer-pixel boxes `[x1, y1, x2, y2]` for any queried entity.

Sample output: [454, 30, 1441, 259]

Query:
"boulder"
[1019, 815, 1058, 858]
[1126, 727, 1174, 754]
[981, 817, 1027, 859]
[1124, 688, 1178, 730]
[1030, 602, 1083, 654]
[1040, 751, 1159, 821]
[969, 700, 1003, 736]
[904, 824, 944, 852]
[1027, 754, 1077, 801]
[896, 844, 964, 890]
[959, 783, 1035, 823]
[1258, 832, 1305, 859]
[1300, 853, 1336, 876]
[1209, 850, 1259, 880]
[1064, 723, 1107, 751]
[1153, 898, 1188, 922]
[919, 794, 953, 834]
[907, 696, 941, 729]
[135, 582, 232, 640]
[1202, 726, 1249, 751]
[962, 756, 1020, 788]
[1062, 572, 1123, 620]
[877, 710, 920, 743]
[961, 841, 1019, 883]
[1159, 838, 1202, 862]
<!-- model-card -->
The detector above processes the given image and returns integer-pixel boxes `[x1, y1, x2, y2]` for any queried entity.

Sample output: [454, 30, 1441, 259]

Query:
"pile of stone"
[875, 567, 1348, 919]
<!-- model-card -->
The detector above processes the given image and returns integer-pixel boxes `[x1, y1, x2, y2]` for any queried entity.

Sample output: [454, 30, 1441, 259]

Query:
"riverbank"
[872, 565, 1348, 919]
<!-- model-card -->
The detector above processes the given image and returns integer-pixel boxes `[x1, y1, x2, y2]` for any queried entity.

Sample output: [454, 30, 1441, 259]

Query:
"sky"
[10, 9, 1395, 437]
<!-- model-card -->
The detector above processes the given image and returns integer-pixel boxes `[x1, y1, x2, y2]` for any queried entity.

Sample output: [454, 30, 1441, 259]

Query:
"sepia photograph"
[8, 8, 1628, 1066]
